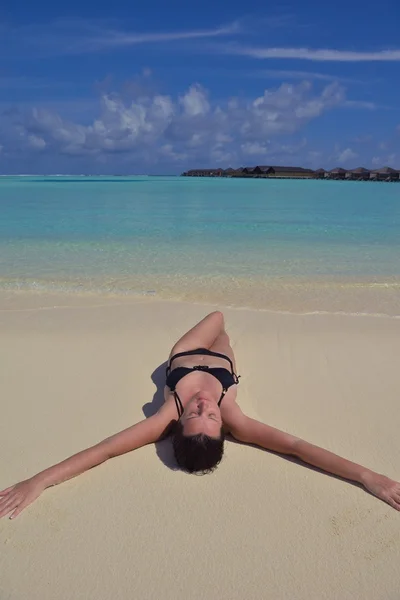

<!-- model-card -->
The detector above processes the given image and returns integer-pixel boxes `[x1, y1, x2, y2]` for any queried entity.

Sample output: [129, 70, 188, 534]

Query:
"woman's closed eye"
[187, 411, 218, 421]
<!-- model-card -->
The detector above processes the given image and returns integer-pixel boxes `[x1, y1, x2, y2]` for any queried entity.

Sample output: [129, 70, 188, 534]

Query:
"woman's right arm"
[0, 411, 170, 520]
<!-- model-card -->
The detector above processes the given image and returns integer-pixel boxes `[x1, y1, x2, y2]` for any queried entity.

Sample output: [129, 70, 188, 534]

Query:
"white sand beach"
[1, 291, 400, 600]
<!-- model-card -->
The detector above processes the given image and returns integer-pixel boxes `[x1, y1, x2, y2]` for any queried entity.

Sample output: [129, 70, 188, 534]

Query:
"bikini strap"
[167, 348, 236, 375]
[217, 388, 227, 407]
[173, 391, 184, 419]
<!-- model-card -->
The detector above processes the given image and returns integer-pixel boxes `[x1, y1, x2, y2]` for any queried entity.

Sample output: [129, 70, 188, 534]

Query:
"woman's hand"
[362, 472, 400, 510]
[0, 477, 46, 520]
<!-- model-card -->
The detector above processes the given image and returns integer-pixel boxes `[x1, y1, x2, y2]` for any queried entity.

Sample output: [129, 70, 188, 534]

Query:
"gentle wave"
[1, 275, 399, 319]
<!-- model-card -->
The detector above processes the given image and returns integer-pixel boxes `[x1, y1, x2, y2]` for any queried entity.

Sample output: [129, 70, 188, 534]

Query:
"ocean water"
[1, 175, 400, 315]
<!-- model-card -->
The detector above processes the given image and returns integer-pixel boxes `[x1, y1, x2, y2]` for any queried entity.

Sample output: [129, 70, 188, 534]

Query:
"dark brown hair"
[172, 420, 225, 475]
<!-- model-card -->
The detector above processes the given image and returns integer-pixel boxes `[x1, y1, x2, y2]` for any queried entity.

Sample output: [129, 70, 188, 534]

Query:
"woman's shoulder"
[221, 399, 246, 434]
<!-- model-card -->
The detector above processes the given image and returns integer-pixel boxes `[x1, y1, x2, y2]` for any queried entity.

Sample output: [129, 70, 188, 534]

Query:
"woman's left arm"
[229, 413, 400, 510]
[292, 438, 400, 510]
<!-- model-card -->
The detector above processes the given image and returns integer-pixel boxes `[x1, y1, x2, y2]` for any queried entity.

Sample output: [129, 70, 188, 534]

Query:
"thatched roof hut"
[258, 166, 273, 174]
[370, 167, 399, 181]
[182, 164, 399, 182]
[252, 166, 315, 178]
[372, 167, 397, 174]
[328, 167, 347, 179]
[243, 166, 262, 175]
[273, 166, 314, 173]
[271, 166, 314, 178]
[346, 167, 370, 180]
[184, 168, 224, 177]
[223, 167, 237, 177]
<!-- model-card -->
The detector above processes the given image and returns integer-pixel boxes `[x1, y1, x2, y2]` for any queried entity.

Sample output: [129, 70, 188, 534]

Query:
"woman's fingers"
[387, 483, 400, 509]
[0, 486, 15, 496]
[0, 497, 18, 518]
[386, 495, 400, 511]
[1, 480, 44, 520]
[0, 494, 15, 510]
[9, 499, 30, 520]
[0, 491, 24, 516]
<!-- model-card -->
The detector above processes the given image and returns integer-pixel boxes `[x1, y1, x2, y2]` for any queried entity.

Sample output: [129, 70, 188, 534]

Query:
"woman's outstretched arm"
[0, 410, 171, 520]
[227, 407, 400, 511]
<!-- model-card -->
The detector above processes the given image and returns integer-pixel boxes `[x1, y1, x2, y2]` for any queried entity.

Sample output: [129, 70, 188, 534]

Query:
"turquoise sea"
[1, 176, 399, 315]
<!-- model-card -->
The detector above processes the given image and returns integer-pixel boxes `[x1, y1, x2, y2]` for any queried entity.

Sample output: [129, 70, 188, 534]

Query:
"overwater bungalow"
[328, 168, 347, 180]
[223, 167, 236, 176]
[183, 168, 224, 177]
[370, 167, 399, 182]
[345, 167, 371, 181]
[242, 166, 262, 175]
[241, 165, 314, 178]
[181, 164, 399, 182]
[262, 166, 315, 178]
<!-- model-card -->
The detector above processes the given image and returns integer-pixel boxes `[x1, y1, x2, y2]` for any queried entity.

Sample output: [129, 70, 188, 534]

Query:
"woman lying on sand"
[1, 311, 400, 519]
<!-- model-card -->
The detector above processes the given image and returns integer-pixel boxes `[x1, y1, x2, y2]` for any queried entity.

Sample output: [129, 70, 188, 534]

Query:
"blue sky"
[1, 0, 400, 174]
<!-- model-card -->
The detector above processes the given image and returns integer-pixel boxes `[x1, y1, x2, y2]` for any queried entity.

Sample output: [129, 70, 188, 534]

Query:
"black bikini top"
[166, 348, 240, 418]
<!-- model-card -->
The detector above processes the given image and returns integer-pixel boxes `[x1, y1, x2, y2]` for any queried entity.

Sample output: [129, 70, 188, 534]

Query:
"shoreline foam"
[1, 273, 399, 317]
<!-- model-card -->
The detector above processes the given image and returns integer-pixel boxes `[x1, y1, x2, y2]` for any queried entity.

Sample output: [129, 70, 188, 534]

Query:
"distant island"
[182, 166, 400, 182]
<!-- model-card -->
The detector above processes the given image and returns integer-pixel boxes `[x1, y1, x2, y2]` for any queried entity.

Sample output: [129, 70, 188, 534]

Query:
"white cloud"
[251, 69, 360, 83]
[210, 144, 235, 164]
[372, 154, 397, 167]
[5, 19, 239, 57]
[343, 100, 377, 110]
[337, 148, 358, 163]
[215, 133, 233, 144]
[187, 133, 205, 148]
[28, 134, 46, 149]
[241, 142, 269, 156]
[2, 80, 347, 167]
[307, 150, 323, 167]
[92, 23, 239, 50]
[159, 144, 188, 162]
[237, 81, 345, 137]
[222, 44, 400, 62]
[180, 85, 210, 116]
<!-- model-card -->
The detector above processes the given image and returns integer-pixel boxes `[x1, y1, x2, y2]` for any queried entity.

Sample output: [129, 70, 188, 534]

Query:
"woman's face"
[181, 395, 222, 438]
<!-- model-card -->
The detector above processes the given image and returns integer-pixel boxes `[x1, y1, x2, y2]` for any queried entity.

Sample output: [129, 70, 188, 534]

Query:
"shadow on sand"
[142, 361, 178, 471]
[142, 362, 371, 498]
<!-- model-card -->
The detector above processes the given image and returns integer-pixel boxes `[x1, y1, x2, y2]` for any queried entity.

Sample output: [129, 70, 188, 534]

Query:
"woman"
[1, 311, 400, 519]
